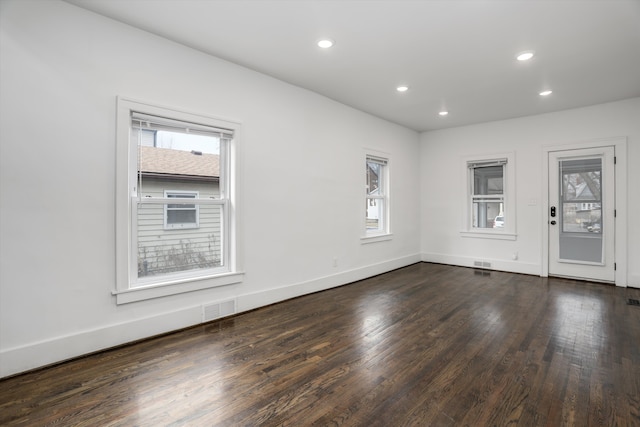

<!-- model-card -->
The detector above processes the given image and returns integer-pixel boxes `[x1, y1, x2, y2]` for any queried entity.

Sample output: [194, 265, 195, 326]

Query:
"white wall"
[420, 97, 640, 285]
[0, 0, 421, 377]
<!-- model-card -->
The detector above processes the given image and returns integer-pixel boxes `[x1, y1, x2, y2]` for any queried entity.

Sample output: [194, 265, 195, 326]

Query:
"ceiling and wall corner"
[63, 0, 640, 132]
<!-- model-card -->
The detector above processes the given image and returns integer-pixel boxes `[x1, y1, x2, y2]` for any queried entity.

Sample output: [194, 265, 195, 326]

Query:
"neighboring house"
[137, 145, 222, 277]
[573, 181, 602, 230]
[564, 174, 602, 231]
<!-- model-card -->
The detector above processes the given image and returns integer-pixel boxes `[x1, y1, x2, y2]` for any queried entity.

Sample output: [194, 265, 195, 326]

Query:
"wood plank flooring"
[1, 262, 639, 426]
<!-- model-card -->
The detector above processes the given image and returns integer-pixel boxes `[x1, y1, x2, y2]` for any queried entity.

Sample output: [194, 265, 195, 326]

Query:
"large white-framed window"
[362, 151, 391, 243]
[461, 152, 516, 240]
[115, 97, 243, 304]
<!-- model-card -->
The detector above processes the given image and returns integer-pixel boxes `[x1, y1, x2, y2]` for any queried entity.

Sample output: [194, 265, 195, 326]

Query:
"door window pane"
[562, 203, 601, 233]
[560, 158, 602, 234]
[558, 157, 603, 263]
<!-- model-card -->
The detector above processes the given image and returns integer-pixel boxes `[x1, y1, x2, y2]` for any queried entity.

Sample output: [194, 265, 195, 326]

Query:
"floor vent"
[202, 299, 237, 322]
[627, 298, 640, 306]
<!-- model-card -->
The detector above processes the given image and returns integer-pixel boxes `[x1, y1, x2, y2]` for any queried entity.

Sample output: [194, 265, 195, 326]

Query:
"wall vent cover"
[474, 261, 491, 268]
[628, 298, 640, 306]
[203, 299, 236, 322]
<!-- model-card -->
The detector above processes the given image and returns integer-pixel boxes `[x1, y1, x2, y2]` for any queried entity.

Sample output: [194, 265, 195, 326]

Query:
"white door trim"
[541, 136, 627, 287]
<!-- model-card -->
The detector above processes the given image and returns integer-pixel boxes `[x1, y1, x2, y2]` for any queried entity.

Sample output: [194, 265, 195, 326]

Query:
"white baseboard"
[0, 253, 421, 378]
[421, 252, 541, 276]
[0, 306, 203, 379]
[238, 253, 422, 313]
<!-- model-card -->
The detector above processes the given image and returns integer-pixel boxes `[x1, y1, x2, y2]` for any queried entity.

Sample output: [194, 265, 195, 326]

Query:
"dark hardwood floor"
[1, 263, 639, 426]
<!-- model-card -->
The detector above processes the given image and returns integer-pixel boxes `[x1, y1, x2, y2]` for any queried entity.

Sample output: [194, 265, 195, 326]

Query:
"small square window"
[164, 191, 199, 229]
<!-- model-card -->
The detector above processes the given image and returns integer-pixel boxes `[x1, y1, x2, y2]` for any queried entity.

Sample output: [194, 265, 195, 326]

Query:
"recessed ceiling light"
[516, 51, 535, 61]
[439, 111, 449, 116]
[396, 86, 409, 92]
[539, 90, 553, 96]
[317, 39, 334, 49]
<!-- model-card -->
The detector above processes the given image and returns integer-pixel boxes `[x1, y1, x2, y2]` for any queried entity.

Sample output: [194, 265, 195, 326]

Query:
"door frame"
[541, 136, 628, 287]
[548, 147, 615, 282]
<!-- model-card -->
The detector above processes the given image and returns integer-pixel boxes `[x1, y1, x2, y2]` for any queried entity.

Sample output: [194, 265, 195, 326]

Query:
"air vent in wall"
[474, 261, 492, 268]
[202, 299, 236, 322]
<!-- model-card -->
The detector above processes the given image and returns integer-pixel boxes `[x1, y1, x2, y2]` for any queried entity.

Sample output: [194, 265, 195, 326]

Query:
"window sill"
[361, 233, 393, 244]
[460, 230, 517, 241]
[113, 271, 244, 304]
[164, 225, 199, 230]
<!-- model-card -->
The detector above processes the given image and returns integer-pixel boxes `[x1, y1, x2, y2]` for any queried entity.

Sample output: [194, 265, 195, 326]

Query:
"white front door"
[548, 146, 615, 282]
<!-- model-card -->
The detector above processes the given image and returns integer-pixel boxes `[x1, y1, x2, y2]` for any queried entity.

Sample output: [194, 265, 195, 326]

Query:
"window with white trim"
[115, 98, 243, 304]
[365, 154, 389, 238]
[469, 160, 505, 229]
[462, 153, 516, 239]
[164, 191, 199, 229]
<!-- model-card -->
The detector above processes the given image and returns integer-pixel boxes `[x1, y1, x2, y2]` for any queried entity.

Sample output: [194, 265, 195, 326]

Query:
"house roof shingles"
[139, 146, 219, 178]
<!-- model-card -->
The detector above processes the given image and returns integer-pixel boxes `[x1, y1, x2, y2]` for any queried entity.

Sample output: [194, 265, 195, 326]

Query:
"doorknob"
[550, 220, 557, 225]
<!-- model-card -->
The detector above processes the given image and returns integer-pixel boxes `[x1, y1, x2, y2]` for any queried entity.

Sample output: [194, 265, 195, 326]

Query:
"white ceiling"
[65, 0, 640, 132]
